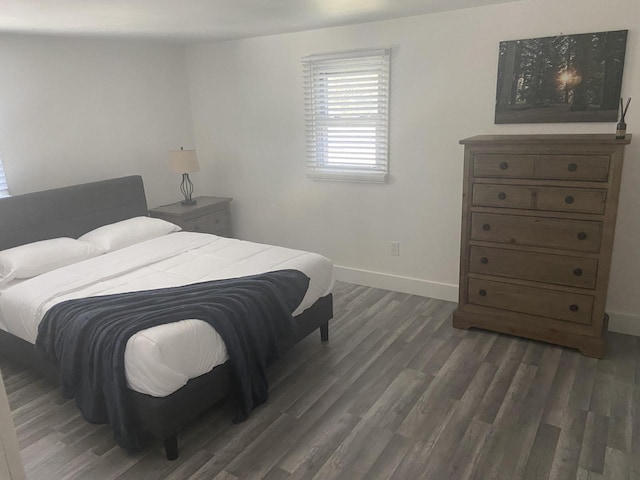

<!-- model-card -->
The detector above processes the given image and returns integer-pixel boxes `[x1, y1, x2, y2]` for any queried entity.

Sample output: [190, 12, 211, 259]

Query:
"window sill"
[307, 169, 388, 184]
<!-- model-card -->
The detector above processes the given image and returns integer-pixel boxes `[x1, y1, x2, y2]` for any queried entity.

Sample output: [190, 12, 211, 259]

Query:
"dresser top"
[460, 134, 632, 145]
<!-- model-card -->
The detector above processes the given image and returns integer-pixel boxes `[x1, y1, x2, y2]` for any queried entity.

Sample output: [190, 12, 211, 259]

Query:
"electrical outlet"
[390, 241, 400, 256]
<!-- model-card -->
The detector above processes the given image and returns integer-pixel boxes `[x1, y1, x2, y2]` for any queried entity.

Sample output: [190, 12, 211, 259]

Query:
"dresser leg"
[577, 338, 606, 359]
[452, 310, 472, 330]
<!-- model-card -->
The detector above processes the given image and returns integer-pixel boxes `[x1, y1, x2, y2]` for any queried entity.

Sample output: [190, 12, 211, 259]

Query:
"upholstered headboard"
[0, 176, 148, 250]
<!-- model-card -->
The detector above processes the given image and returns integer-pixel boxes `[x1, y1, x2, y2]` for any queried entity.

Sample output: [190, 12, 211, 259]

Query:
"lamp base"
[181, 199, 197, 206]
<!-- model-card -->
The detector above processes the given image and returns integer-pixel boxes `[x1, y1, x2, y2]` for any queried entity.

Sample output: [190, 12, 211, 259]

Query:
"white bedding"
[0, 232, 334, 397]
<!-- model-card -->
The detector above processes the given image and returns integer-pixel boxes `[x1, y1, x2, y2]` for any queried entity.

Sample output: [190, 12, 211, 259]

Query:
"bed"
[0, 175, 334, 460]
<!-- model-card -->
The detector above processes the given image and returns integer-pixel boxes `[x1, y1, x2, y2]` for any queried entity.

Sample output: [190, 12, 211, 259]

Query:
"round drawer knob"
[577, 232, 587, 240]
[573, 268, 583, 277]
[499, 162, 509, 170]
[569, 304, 579, 312]
[568, 163, 578, 172]
[480, 257, 489, 264]
[565, 195, 575, 204]
[482, 224, 491, 231]
[498, 192, 507, 200]
[479, 289, 487, 297]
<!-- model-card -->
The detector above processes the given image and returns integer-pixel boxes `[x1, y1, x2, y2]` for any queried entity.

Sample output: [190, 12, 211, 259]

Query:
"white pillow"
[0, 237, 104, 284]
[79, 216, 181, 252]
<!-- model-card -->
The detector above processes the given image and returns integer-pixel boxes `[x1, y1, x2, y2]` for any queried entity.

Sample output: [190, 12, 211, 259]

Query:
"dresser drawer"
[536, 155, 609, 181]
[473, 184, 607, 214]
[183, 210, 227, 235]
[536, 187, 606, 214]
[468, 278, 594, 324]
[469, 246, 598, 288]
[471, 213, 602, 252]
[473, 154, 610, 181]
[472, 184, 534, 209]
[474, 154, 534, 178]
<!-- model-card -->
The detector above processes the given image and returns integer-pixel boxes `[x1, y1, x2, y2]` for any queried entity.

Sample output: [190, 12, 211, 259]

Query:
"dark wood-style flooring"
[2, 281, 639, 479]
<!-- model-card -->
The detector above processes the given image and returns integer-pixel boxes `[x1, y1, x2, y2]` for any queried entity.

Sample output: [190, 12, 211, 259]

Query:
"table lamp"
[169, 147, 200, 205]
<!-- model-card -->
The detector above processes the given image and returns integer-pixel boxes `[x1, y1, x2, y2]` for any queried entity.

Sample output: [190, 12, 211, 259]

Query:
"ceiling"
[0, 0, 523, 43]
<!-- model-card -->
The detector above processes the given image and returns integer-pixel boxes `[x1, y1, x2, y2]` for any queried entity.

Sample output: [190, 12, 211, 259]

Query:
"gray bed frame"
[0, 176, 332, 460]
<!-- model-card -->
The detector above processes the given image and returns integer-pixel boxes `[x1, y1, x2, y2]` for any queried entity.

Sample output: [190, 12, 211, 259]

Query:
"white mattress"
[0, 232, 334, 397]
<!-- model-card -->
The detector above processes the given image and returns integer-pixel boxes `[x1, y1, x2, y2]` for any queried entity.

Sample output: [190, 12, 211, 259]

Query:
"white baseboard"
[334, 266, 458, 303]
[607, 312, 640, 337]
[334, 266, 640, 338]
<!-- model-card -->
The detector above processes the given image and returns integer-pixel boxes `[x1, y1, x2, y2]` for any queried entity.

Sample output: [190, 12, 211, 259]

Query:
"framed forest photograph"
[495, 30, 628, 124]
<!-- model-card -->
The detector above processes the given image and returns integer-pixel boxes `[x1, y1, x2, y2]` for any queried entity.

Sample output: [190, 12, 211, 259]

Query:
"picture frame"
[495, 30, 628, 124]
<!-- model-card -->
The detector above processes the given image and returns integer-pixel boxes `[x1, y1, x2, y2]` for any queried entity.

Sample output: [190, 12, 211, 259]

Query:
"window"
[0, 156, 8, 198]
[303, 49, 390, 183]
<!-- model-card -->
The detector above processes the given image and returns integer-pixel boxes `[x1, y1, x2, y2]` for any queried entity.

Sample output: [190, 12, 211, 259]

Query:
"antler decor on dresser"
[453, 134, 632, 358]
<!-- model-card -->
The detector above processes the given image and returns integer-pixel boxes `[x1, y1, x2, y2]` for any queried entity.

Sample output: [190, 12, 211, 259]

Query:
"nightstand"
[149, 196, 232, 237]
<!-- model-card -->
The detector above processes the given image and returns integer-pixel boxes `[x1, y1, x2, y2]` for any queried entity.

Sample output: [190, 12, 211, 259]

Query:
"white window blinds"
[0, 156, 9, 198]
[303, 49, 390, 183]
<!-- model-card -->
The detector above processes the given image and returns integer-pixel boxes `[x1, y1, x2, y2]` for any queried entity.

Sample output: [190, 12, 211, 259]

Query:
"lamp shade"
[169, 148, 200, 174]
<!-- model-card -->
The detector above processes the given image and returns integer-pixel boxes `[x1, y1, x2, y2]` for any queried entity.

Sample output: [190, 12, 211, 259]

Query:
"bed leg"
[320, 322, 329, 342]
[164, 434, 179, 461]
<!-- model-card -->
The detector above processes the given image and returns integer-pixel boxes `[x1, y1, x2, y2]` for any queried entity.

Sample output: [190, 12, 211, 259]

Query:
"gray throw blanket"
[35, 269, 310, 449]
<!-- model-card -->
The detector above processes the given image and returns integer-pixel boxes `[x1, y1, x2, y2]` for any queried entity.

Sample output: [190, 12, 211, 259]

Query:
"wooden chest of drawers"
[452, 134, 631, 357]
[149, 196, 232, 237]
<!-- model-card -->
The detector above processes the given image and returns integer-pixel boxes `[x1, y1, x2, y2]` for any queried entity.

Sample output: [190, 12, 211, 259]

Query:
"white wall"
[0, 35, 197, 208]
[186, 0, 640, 326]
